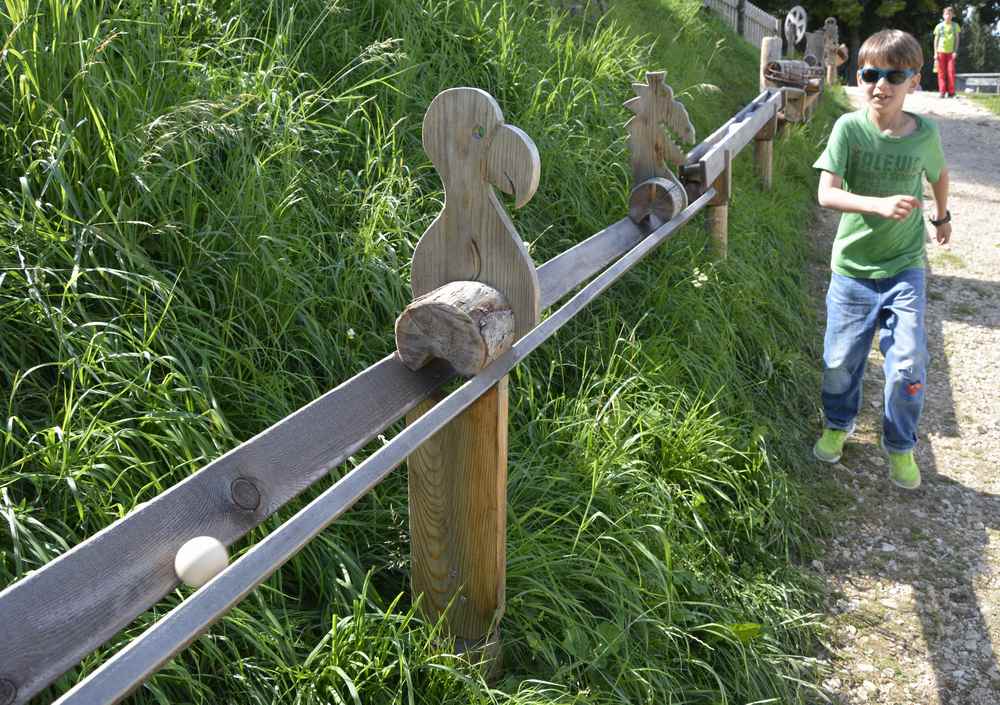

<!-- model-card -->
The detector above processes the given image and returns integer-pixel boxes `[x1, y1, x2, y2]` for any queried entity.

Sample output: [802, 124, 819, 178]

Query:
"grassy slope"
[0, 0, 842, 702]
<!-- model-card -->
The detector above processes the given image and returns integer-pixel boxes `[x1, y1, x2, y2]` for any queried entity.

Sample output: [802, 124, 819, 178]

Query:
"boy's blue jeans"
[822, 268, 927, 453]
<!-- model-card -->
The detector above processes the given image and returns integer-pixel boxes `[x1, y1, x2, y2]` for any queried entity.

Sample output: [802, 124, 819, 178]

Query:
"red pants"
[937, 52, 956, 96]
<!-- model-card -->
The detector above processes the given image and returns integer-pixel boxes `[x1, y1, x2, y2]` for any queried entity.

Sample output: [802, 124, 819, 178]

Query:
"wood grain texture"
[628, 177, 686, 228]
[760, 36, 783, 92]
[753, 138, 774, 190]
[707, 149, 731, 259]
[406, 380, 508, 639]
[395, 281, 514, 376]
[0, 354, 453, 705]
[537, 217, 643, 309]
[412, 88, 541, 340]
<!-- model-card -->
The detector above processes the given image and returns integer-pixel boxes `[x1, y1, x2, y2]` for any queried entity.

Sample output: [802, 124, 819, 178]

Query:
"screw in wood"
[230, 477, 261, 511]
[0, 677, 16, 705]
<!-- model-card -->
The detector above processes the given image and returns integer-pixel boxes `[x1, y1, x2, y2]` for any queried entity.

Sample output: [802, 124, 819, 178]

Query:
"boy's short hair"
[943, 6, 954, 13]
[858, 29, 923, 70]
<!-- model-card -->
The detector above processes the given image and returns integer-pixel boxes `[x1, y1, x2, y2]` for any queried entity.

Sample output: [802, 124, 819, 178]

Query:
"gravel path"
[811, 88, 1000, 705]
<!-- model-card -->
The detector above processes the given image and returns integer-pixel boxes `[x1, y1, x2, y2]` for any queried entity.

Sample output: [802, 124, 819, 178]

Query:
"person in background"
[933, 6, 961, 97]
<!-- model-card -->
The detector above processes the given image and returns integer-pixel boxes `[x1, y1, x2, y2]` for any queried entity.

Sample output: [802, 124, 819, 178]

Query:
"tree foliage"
[756, 1, 1000, 79]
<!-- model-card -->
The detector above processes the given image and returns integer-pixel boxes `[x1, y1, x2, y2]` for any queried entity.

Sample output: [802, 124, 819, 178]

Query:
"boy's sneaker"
[882, 441, 921, 489]
[813, 424, 854, 463]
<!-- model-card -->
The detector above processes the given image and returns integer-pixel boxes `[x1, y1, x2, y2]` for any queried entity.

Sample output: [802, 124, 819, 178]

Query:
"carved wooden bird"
[412, 87, 541, 340]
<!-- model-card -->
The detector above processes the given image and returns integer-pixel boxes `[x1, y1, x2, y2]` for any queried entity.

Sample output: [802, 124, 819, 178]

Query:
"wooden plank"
[722, 100, 777, 156]
[0, 353, 454, 705]
[407, 379, 508, 640]
[53, 188, 717, 705]
[537, 217, 643, 309]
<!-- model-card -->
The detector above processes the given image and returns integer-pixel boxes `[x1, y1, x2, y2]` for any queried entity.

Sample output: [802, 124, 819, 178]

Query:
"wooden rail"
[0, 58, 826, 705]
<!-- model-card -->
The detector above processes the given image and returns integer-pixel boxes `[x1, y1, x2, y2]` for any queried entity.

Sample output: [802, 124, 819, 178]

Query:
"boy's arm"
[929, 165, 951, 245]
[817, 170, 921, 220]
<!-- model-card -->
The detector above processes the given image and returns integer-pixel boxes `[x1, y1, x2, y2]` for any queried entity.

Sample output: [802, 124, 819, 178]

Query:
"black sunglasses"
[859, 66, 916, 85]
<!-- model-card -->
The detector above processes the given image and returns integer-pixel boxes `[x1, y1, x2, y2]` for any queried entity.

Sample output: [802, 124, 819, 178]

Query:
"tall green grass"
[1, 0, 840, 702]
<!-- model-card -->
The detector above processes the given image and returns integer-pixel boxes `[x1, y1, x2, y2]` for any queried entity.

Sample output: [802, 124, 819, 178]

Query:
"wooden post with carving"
[396, 87, 541, 667]
[624, 71, 693, 230]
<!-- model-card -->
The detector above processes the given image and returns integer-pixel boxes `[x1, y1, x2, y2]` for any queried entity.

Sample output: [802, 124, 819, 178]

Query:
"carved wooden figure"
[624, 71, 694, 228]
[402, 87, 541, 660]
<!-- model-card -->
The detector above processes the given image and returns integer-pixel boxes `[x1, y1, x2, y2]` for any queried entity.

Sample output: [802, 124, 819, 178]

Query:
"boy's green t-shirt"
[813, 110, 945, 279]
[934, 21, 960, 53]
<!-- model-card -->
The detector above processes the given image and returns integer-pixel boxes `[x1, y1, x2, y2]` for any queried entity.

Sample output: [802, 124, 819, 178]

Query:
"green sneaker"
[885, 444, 921, 490]
[813, 424, 854, 463]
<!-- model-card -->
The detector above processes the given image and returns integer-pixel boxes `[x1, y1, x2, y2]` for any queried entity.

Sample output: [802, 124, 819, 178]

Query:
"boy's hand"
[876, 195, 922, 220]
[934, 222, 952, 245]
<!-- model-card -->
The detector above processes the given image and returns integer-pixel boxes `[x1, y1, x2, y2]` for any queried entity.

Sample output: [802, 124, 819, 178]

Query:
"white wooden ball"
[174, 536, 229, 588]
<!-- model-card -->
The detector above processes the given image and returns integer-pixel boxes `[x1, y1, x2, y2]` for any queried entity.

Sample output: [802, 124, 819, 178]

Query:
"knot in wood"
[230, 477, 261, 511]
[395, 281, 514, 377]
[0, 678, 16, 705]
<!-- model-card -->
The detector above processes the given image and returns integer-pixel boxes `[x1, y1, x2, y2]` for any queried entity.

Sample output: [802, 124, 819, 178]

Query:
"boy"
[933, 7, 961, 98]
[812, 29, 951, 490]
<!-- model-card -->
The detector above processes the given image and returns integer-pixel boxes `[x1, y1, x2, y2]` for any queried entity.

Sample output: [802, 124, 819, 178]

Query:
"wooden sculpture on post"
[624, 71, 693, 229]
[396, 87, 541, 664]
[823, 18, 840, 85]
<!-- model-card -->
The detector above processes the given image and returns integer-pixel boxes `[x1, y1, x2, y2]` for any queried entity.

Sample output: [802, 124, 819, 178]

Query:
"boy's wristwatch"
[929, 210, 951, 226]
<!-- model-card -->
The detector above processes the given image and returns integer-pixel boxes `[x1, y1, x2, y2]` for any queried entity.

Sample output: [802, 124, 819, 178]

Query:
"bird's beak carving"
[485, 123, 540, 209]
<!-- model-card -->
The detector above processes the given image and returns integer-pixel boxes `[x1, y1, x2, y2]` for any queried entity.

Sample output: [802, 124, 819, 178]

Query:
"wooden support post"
[760, 36, 783, 92]
[753, 112, 777, 190]
[737, 0, 746, 37]
[406, 380, 508, 652]
[402, 87, 541, 669]
[707, 149, 731, 258]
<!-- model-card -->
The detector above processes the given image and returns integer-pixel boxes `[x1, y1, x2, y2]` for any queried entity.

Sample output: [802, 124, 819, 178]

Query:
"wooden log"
[407, 379, 508, 643]
[395, 281, 514, 377]
[707, 149, 731, 259]
[760, 36, 782, 92]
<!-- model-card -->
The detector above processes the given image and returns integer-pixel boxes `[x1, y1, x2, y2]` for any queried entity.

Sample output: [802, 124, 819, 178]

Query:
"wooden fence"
[0, 42, 826, 705]
[702, 0, 780, 49]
